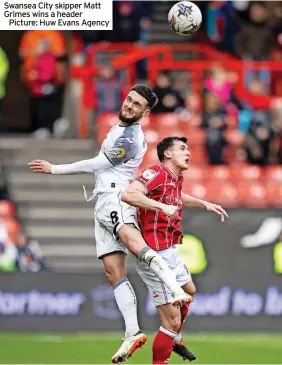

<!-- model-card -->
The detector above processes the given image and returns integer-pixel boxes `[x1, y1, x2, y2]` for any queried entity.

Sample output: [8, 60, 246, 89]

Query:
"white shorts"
[94, 191, 139, 259]
[136, 245, 191, 307]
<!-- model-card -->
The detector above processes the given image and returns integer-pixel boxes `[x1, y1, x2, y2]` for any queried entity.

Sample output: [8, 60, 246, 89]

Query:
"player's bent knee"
[118, 225, 145, 256]
[125, 237, 142, 256]
[102, 255, 126, 285]
[105, 268, 127, 285]
[119, 225, 147, 257]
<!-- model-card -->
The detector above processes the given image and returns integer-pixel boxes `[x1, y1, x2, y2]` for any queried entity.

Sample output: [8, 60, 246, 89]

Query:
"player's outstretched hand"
[28, 160, 52, 174]
[204, 202, 228, 222]
[161, 204, 178, 218]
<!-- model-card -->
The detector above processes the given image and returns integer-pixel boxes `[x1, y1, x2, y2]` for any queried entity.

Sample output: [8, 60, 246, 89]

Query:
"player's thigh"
[94, 213, 127, 260]
[182, 279, 196, 296]
[118, 224, 147, 256]
[157, 302, 181, 333]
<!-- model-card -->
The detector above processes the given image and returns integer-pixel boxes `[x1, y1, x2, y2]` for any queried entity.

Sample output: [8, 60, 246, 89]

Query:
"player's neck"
[162, 162, 181, 177]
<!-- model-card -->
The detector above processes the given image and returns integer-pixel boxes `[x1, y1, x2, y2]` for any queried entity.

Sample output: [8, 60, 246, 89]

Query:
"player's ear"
[143, 109, 150, 117]
[164, 149, 171, 159]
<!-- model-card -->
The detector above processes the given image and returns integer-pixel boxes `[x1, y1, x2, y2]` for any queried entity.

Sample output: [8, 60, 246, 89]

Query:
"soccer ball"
[168, 1, 202, 36]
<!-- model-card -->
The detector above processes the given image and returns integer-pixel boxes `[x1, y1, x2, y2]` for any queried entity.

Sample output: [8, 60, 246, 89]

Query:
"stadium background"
[0, 1, 282, 363]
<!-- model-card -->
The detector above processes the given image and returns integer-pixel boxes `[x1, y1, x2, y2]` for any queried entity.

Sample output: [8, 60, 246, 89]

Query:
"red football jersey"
[136, 164, 184, 251]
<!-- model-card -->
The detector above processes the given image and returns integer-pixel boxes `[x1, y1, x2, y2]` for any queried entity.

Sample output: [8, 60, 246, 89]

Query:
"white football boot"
[111, 332, 147, 363]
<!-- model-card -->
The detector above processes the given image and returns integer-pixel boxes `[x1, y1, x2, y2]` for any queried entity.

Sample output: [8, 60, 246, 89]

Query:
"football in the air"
[168, 1, 202, 36]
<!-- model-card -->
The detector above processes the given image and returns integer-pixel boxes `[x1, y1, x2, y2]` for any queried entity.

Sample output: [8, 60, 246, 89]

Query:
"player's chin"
[120, 115, 135, 124]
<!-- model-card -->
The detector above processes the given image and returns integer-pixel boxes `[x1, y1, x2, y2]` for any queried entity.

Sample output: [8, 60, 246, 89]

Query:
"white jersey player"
[29, 85, 191, 363]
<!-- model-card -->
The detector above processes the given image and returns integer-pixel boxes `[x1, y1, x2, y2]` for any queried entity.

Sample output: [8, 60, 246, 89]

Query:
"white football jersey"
[95, 123, 147, 193]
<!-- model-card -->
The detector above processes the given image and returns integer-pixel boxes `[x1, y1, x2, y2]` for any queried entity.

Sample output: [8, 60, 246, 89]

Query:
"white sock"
[140, 248, 183, 297]
[113, 277, 140, 338]
[174, 333, 182, 344]
[159, 325, 178, 339]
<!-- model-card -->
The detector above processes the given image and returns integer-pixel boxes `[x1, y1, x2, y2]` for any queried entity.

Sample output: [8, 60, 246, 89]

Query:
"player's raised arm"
[181, 192, 228, 222]
[28, 123, 140, 175]
[28, 154, 113, 175]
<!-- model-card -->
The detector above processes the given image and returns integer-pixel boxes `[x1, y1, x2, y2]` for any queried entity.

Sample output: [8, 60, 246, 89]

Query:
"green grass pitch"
[1, 333, 282, 364]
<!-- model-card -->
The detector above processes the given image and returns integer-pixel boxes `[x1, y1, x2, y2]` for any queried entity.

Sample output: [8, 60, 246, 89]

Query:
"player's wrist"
[156, 202, 165, 211]
[200, 200, 209, 209]
[192, 196, 206, 208]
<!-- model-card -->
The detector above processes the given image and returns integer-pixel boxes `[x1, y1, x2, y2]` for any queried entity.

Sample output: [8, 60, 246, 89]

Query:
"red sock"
[152, 326, 177, 364]
[178, 304, 189, 333]
[181, 304, 189, 321]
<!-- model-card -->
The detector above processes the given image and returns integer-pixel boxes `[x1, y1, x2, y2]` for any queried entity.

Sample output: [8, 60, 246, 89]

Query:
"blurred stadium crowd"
[0, 0, 281, 272]
[0, 197, 44, 272]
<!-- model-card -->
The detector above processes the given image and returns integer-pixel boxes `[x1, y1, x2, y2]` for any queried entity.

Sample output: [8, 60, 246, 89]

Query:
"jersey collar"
[161, 163, 183, 179]
[119, 121, 140, 127]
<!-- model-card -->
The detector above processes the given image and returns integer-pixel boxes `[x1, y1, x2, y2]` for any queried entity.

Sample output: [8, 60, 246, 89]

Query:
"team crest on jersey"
[116, 146, 126, 159]
[142, 169, 157, 180]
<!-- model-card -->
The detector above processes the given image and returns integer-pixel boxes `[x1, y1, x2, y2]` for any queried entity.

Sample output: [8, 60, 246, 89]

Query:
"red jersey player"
[122, 136, 228, 364]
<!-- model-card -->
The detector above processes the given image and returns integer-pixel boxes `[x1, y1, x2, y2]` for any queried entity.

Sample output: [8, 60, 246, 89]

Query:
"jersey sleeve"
[104, 127, 138, 166]
[136, 166, 163, 194]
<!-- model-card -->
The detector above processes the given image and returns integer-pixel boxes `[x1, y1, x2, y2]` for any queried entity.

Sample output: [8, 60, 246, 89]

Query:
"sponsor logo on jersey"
[142, 169, 157, 180]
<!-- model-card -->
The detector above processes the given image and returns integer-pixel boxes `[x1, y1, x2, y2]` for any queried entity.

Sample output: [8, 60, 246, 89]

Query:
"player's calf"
[159, 307, 182, 334]
[173, 303, 196, 361]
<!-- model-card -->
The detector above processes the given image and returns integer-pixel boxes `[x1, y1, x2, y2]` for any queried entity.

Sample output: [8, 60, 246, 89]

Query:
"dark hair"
[131, 84, 158, 110]
[157, 136, 188, 162]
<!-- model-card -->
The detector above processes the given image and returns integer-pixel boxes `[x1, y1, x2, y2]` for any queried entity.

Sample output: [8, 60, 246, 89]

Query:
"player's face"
[168, 141, 191, 170]
[119, 91, 150, 124]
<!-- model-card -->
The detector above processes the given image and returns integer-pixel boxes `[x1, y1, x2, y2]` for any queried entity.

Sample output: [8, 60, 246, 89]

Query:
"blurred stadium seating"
[96, 112, 282, 208]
